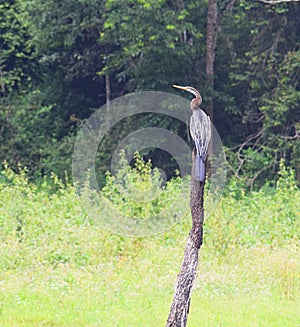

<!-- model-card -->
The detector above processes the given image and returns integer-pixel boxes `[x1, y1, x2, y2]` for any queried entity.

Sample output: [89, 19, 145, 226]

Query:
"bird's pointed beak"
[172, 84, 188, 91]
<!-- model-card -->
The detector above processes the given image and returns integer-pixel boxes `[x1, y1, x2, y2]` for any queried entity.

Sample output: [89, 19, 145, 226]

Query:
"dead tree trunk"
[166, 149, 205, 327]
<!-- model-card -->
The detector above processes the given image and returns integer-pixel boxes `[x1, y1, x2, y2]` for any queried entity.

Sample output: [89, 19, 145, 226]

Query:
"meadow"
[0, 163, 299, 327]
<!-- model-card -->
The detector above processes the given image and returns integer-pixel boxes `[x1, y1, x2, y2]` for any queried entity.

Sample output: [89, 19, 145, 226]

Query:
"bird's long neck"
[190, 94, 202, 111]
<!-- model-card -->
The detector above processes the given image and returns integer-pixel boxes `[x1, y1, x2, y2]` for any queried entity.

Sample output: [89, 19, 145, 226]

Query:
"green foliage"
[0, 88, 74, 179]
[1, 162, 298, 264]
[25, 0, 105, 81]
[0, 0, 300, 186]
[81, 151, 188, 235]
[207, 160, 300, 255]
[99, 0, 206, 92]
[0, 0, 33, 96]
[0, 0, 108, 179]
[96, 0, 207, 177]
[0, 165, 299, 326]
[102, 152, 185, 218]
[22, 0, 107, 120]
[219, 1, 300, 185]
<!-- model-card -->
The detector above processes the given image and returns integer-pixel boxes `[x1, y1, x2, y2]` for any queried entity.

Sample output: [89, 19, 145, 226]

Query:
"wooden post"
[166, 149, 205, 327]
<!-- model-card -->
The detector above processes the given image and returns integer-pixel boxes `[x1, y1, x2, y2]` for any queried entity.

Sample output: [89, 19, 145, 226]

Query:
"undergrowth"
[0, 159, 299, 326]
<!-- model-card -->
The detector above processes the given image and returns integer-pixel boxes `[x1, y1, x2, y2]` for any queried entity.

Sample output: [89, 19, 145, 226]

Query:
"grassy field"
[0, 165, 299, 326]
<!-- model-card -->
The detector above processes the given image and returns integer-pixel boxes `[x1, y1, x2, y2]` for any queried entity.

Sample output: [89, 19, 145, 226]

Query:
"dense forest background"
[1, 2, 299, 325]
[1, 0, 299, 188]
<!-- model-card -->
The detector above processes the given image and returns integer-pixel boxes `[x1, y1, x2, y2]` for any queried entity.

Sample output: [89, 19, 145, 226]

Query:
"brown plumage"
[173, 85, 211, 181]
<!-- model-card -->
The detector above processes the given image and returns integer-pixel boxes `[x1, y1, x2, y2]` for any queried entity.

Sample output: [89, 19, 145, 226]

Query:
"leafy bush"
[80, 151, 189, 236]
[206, 160, 300, 255]
[0, 158, 299, 271]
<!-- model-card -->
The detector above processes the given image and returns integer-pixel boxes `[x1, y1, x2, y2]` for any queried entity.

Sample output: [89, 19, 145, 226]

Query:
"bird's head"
[172, 85, 200, 98]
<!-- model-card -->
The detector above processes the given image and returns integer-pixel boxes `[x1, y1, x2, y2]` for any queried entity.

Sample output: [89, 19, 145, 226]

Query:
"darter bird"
[173, 85, 211, 182]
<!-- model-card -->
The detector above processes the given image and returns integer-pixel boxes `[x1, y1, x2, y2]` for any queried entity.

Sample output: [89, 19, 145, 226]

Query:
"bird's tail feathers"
[195, 154, 205, 182]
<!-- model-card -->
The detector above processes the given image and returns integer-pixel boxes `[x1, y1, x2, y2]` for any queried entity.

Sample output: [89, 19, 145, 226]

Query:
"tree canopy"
[0, 0, 299, 187]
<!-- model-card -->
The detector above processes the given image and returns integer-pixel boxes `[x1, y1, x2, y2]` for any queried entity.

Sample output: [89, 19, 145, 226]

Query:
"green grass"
[1, 245, 299, 326]
[0, 165, 299, 326]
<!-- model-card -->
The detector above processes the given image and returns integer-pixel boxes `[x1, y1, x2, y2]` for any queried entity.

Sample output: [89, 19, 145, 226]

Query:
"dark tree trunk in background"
[206, 0, 217, 122]
[165, 150, 205, 327]
[105, 73, 111, 113]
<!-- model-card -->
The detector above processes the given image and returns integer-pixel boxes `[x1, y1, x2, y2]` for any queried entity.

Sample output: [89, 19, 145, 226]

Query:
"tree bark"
[206, 0, 217, 122]
[105, 73, 111, 118]
[165, 150, 205, 327]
